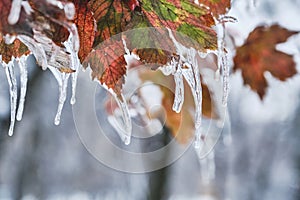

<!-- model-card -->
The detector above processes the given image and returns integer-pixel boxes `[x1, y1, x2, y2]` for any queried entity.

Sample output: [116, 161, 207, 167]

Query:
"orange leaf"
[233, 25, 298, 99]
[73, 0, 96, 62]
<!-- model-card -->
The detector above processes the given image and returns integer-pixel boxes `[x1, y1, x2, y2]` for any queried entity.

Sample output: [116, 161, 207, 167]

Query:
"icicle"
[217, 24, 230, 106]
[21, 1, 33, 15]
[181, 49, 203, 148]
[4, 60, 18, 136]
[54, 72, 70, 125]
[108, 93, 132, 145]
[64, 34, 80, 105]
[16, 56, 28, 121]
[172, 62, 184, 113]
[168, 29, 204, 148]
[8, 0, 22, 25]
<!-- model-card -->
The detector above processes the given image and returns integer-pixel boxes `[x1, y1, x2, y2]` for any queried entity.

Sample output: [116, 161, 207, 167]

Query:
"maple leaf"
[0, 35, 30, 63]
[233, 24, 298, 99]
[83, 38, 127, 96]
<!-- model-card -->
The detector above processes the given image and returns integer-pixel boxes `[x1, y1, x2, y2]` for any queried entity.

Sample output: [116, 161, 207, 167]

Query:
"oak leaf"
[233, 25, 298, 99]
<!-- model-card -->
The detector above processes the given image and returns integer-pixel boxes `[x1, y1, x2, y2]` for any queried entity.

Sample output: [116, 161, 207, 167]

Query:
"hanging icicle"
[167, 29, 205, 149]
[54, 72, 70, 125]
[3, 60, 18, 136]
[181, 50, 203, 149]
[107, 93, 132, 145]
[16, 56, 28, 121]
[172, 59, 184, 113]
[64, 32, 81, 105]
[217, 23, 230, 106]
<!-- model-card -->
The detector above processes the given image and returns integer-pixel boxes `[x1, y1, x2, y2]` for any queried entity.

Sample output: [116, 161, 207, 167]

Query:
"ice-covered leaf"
[73, 0, 96, 62]
[141, 0, 218, 51]
[83, 39, 127, 95]
[124, 19, 177, 68]
[0, 35, 29, 63]
[88, 0, 132, 46]
[233, 25, 298, 99]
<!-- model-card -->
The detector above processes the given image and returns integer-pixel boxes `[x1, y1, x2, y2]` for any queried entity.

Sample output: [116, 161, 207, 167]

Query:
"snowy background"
[1, 0, 300, 199]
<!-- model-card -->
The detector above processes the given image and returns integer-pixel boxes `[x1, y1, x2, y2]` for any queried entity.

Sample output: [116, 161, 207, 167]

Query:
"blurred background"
[1, 0, 300, 199]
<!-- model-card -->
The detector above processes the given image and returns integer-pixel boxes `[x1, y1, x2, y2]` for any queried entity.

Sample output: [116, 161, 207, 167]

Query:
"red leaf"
[83, 38, 127, 95]
[233, 25, 298, 99]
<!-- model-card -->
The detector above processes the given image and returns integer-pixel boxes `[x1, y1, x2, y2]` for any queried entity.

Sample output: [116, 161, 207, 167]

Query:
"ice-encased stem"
[16, 56, 28, 121]
[54, 72, 70, 125]
[172, 62, 184, 113]
[4, 61, 18, 136]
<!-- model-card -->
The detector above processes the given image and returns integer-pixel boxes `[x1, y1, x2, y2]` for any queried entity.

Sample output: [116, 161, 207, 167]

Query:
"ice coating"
[3, 60, 18, 136]
[16, 56, 28, 121]
[8, 0, 22, 25]
[64, 34, 81, 105]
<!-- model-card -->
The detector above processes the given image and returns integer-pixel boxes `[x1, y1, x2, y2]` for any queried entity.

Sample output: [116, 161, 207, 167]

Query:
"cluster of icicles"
[1, 0, 229, 149]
